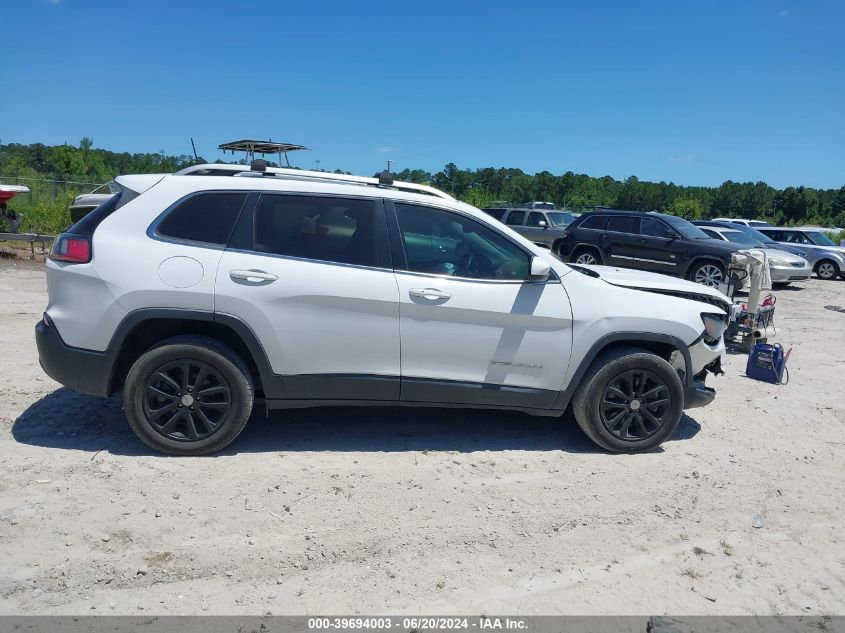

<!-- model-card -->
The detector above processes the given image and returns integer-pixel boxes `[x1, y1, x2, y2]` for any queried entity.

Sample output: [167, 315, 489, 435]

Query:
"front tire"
[815, 259, 840, 280]
[570, 247, 603, 266]
[123, 336, 254, 455]
[572, 348, 684, 453]
[689, 260, 726, 288]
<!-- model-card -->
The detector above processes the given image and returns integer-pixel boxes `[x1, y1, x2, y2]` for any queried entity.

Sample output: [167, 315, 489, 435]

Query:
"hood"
[577, 264, 731, 312]
[806, 244, 845, 255]
[762, 248, 807, 264]
[697, 238, 745, 254]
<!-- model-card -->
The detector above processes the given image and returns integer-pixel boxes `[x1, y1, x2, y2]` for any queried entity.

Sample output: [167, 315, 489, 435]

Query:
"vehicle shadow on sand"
[11, 388, 701, 457]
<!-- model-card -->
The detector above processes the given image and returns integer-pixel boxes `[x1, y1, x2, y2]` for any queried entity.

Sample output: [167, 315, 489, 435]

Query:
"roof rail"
[174, 163, 454, 200]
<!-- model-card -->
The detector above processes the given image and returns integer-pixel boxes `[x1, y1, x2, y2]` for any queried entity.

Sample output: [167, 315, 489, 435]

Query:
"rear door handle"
[409, 288, 451, 300]
[229, 269, 279, 282]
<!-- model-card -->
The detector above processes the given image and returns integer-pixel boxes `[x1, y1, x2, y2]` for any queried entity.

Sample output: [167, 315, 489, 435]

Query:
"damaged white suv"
[37, 163, 728, 455]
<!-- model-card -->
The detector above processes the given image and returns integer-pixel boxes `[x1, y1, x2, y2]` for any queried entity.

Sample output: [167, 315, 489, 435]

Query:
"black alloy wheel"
[143, 359, 232, 441]
[599, 369, 671, 441]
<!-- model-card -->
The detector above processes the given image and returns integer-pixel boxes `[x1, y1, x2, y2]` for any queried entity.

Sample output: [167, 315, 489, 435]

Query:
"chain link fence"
[0, 174, 105, 234]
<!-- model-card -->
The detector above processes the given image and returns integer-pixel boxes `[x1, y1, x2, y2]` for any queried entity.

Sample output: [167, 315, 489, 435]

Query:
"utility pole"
[315, 160, 321, 171]
[386, 160, 392, 172]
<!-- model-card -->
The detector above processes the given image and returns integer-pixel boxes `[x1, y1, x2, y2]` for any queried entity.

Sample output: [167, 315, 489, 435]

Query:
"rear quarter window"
[578, 215, 609, 230]
[482, 208, 506, 221]
[505, 210, 526, 226]
[156, 193, 247, 245]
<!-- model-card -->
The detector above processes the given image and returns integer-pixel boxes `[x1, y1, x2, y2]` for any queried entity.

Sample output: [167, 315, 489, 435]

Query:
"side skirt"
[263, 398, 563, 418]
[264, 374, 564, 417]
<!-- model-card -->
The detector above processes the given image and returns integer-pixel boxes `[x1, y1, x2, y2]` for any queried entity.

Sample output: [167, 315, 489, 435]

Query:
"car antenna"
[190, 137, 199, 164]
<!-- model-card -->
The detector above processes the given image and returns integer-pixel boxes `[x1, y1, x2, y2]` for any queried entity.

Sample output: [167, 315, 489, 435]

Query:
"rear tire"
[815, 259, 840, 280]
[123, 336, 254, 455]
[570, 247, 603, 266]
[572, 348, 684, 453]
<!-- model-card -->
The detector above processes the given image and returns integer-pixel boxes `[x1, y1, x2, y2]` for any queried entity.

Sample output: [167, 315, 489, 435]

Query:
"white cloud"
[375, 145, 400, 154]
[667, 153, 697, 165]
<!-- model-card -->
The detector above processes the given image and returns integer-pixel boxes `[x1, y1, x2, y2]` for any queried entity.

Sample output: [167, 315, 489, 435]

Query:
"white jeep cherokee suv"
[36, 163, 728, 455]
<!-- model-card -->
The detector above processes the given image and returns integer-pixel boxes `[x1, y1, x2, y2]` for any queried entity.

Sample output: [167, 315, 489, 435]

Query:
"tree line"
[2, 140, 844, 228]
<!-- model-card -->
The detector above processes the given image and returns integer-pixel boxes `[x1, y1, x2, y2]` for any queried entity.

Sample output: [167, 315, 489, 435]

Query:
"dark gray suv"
[482, 207, 576, 249]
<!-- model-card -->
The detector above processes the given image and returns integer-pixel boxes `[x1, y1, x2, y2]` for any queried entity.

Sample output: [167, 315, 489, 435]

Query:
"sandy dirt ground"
[0, 258, 843, 616]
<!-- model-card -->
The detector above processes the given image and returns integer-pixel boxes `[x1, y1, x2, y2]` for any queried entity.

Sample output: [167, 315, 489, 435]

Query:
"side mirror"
[538, 220, 548, 228]
[664, 230, 678, 240]
[529, 256, 551, 281]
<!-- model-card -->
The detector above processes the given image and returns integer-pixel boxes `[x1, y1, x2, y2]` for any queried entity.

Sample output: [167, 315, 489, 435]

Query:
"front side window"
[252, 195, 376, 267]
[505, 210, 526, 226]
[526, 212, 547, 227]
[782, 231, 807, 244]
[157, 193, 247, 245]
[639, 217, 669, 237]
[395, 203, 530, 281]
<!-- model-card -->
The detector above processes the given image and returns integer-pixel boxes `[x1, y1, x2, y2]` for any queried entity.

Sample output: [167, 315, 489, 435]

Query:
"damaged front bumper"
[672, 337, 725, 410]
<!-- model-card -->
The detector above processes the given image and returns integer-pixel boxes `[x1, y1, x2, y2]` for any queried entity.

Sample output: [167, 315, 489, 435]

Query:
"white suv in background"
[37, 163, 728, 455]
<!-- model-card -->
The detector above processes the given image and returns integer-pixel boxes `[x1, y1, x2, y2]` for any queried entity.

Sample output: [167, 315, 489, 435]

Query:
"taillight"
[49, 234, 92, 263]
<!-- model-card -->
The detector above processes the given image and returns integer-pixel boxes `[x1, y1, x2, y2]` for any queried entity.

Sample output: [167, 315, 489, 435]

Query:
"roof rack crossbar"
[174, 164, 454, 200]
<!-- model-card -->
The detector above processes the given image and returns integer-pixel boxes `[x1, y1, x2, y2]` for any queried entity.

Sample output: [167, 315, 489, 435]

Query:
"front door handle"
[409, 288, 451, 301]
[230, 269, 279, 283]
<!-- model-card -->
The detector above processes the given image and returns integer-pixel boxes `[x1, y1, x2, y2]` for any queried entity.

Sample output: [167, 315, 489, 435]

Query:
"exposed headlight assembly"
[701, 313, 728, 345]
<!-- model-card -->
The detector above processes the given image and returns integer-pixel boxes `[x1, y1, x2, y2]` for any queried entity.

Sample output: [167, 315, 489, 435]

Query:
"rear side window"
[760, 229, 780, 240]
[579, 215, 608, 230]
[505, 210, 526, 226]
[482, 208, 506, 221]
[157, 193, 247, 245]
[607, 216, 636, 234]
[252, 195, 376, 267]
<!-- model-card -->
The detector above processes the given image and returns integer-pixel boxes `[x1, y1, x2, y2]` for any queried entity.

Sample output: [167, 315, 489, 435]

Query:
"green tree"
[672, 196, 703, 220]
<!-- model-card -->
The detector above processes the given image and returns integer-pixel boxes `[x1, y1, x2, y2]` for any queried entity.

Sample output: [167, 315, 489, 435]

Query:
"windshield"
[807, 232, 837, 246]
[718, 222, 779, 245]
[663, 215, 711, 239]
[547, 212, 574, 227]
[720, 231, 764, 247]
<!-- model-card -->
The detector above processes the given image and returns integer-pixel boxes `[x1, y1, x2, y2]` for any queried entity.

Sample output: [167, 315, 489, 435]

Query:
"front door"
[388, 201, 573, 409]
[215, 193, 400, 400]
[634, 217, 681, 274]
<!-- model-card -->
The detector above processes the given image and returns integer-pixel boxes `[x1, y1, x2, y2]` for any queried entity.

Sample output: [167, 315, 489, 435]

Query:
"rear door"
[214, 192, 400, 400]
[388, 201, 572, 408]
[604, 215, 642, 267]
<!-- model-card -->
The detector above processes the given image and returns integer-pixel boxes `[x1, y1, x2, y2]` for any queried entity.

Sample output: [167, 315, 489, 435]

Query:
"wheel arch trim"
[106, 308, 284, 399]
[553, 331, 692, 410]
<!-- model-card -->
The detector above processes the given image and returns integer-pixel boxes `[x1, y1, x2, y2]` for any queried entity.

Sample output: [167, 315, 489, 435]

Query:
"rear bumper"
[35, 317, 117, 397]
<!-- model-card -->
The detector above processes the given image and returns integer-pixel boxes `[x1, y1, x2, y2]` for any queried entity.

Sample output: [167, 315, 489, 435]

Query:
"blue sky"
[1, 0, 843, 188]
